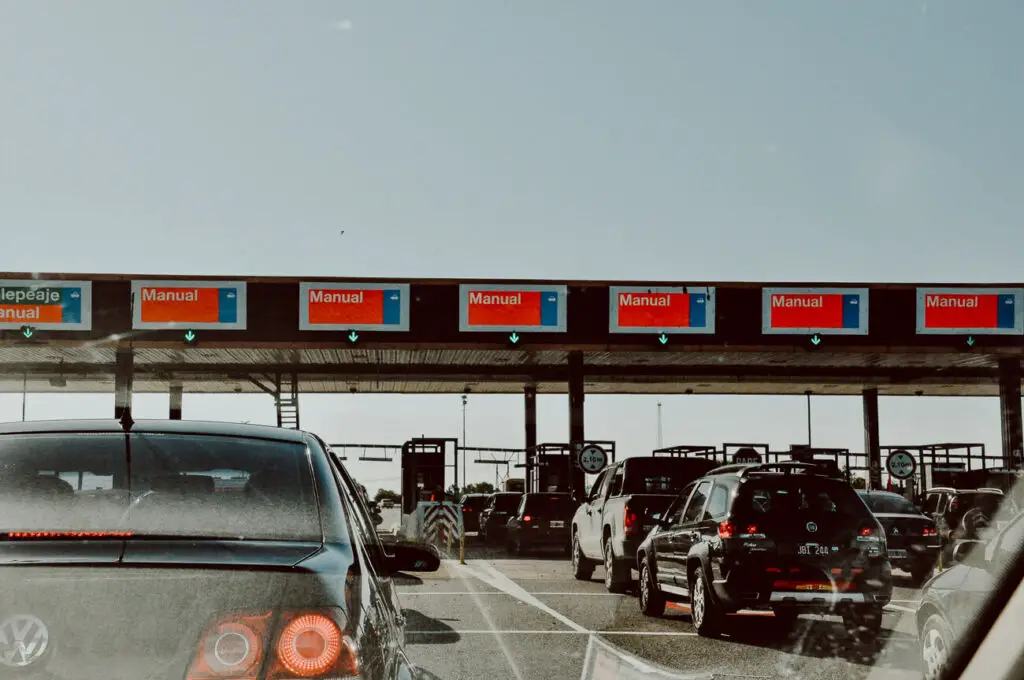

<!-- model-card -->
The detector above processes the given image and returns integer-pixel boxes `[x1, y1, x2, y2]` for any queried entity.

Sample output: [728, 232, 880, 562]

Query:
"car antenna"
[119, 408, 135, 432]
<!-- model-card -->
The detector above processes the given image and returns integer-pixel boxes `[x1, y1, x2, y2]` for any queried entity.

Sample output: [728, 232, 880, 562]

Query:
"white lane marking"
[450, 562, 527, 680]
[885, 603, 917, 614]
[407, 630, 698, 636]
[455, 561, 590, 634]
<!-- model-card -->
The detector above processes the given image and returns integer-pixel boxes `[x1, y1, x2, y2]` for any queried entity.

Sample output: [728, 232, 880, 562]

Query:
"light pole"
[657, 401, 663, 449]
[461, 394, 468, 492]
[805, 391, 813, 446]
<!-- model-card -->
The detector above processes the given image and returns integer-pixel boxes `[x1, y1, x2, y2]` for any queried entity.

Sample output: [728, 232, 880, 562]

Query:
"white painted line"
[458, 561, 590, 634]
[885, 603, 917, 614]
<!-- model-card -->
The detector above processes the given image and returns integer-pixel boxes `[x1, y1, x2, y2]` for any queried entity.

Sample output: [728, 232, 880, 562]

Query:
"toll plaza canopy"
[2, 272, 1024, 396]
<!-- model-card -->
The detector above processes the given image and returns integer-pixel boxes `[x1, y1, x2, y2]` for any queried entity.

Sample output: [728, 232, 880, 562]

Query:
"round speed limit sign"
[886, 450, 917, 480]
[578, 444, 608, 473]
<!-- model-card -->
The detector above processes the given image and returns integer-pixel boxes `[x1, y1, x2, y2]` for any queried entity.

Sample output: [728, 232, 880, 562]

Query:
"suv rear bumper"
[711, 560, 892, 613]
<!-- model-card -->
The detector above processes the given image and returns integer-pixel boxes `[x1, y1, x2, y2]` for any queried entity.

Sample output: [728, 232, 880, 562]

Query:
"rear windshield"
[623, 458, 715, 495]
[735, 477, 872, 526]
[461, 495, 488, 510]
[859, 492, 919, 515]
[953, 492, 1004, 515]
[0, 432, 321, 541]
[492, 493, 522, 511]
[524, 494, 575, 516]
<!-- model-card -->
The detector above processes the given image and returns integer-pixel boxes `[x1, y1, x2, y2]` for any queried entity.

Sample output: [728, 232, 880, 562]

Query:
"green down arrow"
[509, 332, 520, 344]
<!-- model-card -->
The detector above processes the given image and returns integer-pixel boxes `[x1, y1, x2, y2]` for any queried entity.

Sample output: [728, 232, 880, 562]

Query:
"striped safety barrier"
[420, 501, 462, 549]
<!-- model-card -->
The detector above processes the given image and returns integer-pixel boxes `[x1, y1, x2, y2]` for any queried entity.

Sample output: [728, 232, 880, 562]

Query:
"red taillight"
[949, 498, 959, 512]
[187, 612, 272, 680]
[268, 612, 358, 679]
[766, 567, 781, 573]
[860, 526, 875, 537]
[188, 610, 358, 680]
[745, 524, 758, 535]
[523, 515, 532, 523]
[624, 506, 638, 534]
[922, 526, 937, 536]
[718, 521, 735, 538]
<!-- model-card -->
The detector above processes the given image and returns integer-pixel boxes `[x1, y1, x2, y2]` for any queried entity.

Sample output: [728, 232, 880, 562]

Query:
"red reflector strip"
[772, 580, 856, 592]
[6, 531, 133, 539]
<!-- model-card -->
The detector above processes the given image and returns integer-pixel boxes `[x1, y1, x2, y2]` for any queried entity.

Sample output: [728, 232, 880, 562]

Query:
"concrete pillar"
[863, 387, 882, 490]
[998, 359, 1023, 470]
[524, 386, 537, 492]
[114, 348, 134, 421]
[169, 383, 183, 420]
[568, 352, 585, 500]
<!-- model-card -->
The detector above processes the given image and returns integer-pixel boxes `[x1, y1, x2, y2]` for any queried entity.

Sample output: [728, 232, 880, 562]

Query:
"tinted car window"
[0, 432, 321, 541]
[524, 494, 575, 517]
[681, 481, 712, 524]
[461, 495, 489, 511]
[859, 492, 919, 514]
[493, 493, 522, 512]
[735, 477, 872, 532]
[704, 483, 730, 520]
[623, 459, 715, 495]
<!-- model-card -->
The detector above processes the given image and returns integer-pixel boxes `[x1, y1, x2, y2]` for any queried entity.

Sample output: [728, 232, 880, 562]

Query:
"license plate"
[550, 520, 564, 528]
[797, 543, 831, 557]
[889, 549, 908, 559]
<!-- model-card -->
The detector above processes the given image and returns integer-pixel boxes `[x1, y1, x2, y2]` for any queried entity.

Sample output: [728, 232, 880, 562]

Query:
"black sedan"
[857, 490, 941, 584]
[0, 418, 441, 680]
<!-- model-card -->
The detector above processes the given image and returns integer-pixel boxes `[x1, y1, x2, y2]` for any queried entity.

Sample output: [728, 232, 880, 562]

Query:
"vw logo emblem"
[806, 522, 818, 533]
[0, 614, 49, 668]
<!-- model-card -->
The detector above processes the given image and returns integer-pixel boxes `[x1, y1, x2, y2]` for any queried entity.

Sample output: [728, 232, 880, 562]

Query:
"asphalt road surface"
[392, 534, 925, 680]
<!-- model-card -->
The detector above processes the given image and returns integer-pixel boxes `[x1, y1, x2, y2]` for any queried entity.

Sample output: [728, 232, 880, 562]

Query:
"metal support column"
[568, 352, 585, 500]
[169, 382, 183, 420]
[524, 386, 537, 490]
[863, 387, 882, 489]
[114, 348, 134, 421]
[998, 359, 1023, 470]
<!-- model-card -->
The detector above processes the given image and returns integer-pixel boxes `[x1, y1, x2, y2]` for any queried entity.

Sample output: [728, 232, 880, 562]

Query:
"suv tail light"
[187, 610, 358, 680]
[719, 522, 762, 539]
[949, 498, 959, 512]
[718, 521, 735, 538]
[624, 505, 639, 535]
[922, 526, 937, 536]
[523, 515, 532, 523]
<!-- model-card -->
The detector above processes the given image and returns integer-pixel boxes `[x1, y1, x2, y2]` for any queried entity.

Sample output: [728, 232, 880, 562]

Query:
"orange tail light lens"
[187, 612, 272, 680]
[717, 521, 735, 538]
[268, 611, 358, 679]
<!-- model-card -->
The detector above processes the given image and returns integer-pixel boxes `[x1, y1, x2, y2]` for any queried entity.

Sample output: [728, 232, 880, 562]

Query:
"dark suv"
[636, 462, 892, 641]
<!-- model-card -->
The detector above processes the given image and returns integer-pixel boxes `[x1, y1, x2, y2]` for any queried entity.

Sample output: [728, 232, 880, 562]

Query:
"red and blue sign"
[459, 284, 567, 333]
[300, 283, 410, 331]
[132, 280, 247, 330]
[608, 286, 715, 334]
[762, 287, 869, 335]
[916, 288, 1024, 335]
[0, 281, 92, 331]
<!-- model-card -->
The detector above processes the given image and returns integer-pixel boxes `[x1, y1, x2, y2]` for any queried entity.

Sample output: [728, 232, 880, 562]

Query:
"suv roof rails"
[709, 461, 832, 478]
[976, 487, 1005, 494]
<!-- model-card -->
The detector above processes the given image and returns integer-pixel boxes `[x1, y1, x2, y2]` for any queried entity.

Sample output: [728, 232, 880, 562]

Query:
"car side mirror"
[384, 541, 441, 573]
[952, 540, 986, 565]
[372, 512, 384, 528]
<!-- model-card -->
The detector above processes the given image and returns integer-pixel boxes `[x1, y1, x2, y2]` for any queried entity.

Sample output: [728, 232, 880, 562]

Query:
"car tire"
[639, 560, 666, 617]
[603, 538, 628, 593]
[571, 532, 595, 581]
[843, 605, 883, 643]
[689, 567, 723, 637]
[920, 613, 954, 680]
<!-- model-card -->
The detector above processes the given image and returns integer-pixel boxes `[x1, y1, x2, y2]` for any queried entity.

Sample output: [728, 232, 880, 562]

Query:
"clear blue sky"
[1, 2, 1021, 492]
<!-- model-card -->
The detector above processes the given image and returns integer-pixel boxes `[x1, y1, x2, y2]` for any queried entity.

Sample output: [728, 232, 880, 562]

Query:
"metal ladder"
[276, 372, 300, 429]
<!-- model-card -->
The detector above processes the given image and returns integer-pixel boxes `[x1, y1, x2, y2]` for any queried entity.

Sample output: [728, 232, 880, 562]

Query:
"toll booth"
[400, 438, 459, 516]
[879, 443, 1005, 499]
[522, 441, 616, 497]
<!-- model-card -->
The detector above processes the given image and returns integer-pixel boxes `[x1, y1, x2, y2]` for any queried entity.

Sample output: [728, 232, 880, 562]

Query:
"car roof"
[0, 418, 308, 443]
